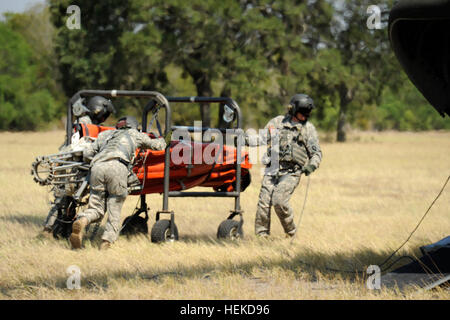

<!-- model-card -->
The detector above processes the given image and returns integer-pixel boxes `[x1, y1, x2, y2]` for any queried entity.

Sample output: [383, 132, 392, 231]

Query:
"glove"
[302, 164, 316, 176]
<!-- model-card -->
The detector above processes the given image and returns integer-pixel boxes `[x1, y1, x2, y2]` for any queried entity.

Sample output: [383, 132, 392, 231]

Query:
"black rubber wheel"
[52, 196, 77, 239]
[217, 219, 243, 240]
[151, 220, 179, 243]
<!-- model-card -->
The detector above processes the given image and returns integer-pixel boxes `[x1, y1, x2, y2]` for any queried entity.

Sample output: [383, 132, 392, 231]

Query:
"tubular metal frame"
[67, 91, 245, 239]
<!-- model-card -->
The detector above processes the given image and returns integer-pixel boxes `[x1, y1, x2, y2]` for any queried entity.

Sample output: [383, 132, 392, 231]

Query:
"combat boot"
[69, 217, 88, 249]
[285, 230, 296, 239]
[99, 240, 111, 250]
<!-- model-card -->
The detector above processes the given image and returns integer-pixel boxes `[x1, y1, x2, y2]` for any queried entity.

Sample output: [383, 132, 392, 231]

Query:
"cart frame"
[66, 90, 245, 241]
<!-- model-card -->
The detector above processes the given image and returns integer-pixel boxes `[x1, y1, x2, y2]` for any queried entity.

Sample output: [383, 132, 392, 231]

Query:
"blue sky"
[0, 0, 44, 14]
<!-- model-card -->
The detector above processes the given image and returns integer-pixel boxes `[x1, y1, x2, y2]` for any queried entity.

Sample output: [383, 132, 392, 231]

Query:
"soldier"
[40, 96, 116, 237]
[74, 96, 116, 125]
[69, 116, 166, 250]
[251, 94, 322, 238]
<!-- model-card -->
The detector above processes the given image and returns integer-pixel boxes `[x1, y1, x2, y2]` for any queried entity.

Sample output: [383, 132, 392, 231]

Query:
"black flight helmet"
[87, 96, 116, 124]
[289, 94, 315, 118]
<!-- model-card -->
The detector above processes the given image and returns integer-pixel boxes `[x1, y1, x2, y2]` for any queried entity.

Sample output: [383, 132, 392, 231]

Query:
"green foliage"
[375, 81, 450, 131]
[48, 0, 170, 116]
[0, 0, 448, 133]
[0, 21, 59, 130]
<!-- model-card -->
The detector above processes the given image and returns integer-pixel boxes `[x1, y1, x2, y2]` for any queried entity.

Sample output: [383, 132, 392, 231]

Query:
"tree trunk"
[337, 103, 348, 142]
[183, 61, 212, 128]
[337, 83, 353, 142]
[193, 74, 212, 128]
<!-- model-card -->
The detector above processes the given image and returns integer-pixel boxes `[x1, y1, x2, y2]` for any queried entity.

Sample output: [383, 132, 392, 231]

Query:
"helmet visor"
[296, 107, 312, 117]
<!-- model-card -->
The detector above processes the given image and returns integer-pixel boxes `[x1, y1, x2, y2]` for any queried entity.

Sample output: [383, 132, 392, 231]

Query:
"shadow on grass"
[2, 245, 420, 296]
[0, 214, 44, 228]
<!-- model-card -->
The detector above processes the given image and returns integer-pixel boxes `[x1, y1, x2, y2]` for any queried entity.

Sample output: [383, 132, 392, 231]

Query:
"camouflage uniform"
[44, 96, 115, 235]
[77, 115, 93, 125]
[254, 114, 322, 236]
[76, 128, 166, 243]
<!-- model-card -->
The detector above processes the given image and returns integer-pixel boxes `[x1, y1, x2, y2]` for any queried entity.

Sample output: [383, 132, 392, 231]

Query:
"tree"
[43, 0, 441, 136]
[328, 0, 401, 141]
[0, 21, 58, 130]
[48, 0, 168, 114]
[135, 0, 271, 128]
[238, 0, 403, 140]
[6, 3, 66, 108]
[234, 0, 337, 128]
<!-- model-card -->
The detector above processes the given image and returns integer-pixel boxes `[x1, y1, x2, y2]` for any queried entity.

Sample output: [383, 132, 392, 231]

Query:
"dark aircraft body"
[387, 0, 450, 286]
[389, 0, 450, 117]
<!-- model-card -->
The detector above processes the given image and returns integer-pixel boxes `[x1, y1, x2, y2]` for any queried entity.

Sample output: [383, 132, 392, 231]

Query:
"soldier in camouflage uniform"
[252, 94, 322, 237]
[41, 96, 116, 237]
[69, 116, 166, 250]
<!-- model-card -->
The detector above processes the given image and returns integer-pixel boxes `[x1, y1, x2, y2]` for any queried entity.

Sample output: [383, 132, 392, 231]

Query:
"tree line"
[0, 0, 448, 140]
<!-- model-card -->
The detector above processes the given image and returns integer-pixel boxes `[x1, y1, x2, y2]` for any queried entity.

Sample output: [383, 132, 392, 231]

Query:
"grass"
[0, 130, 449, 299]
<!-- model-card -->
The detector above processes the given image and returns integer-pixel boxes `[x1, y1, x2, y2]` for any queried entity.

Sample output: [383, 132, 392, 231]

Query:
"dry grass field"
[0, 130, 449, 300]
